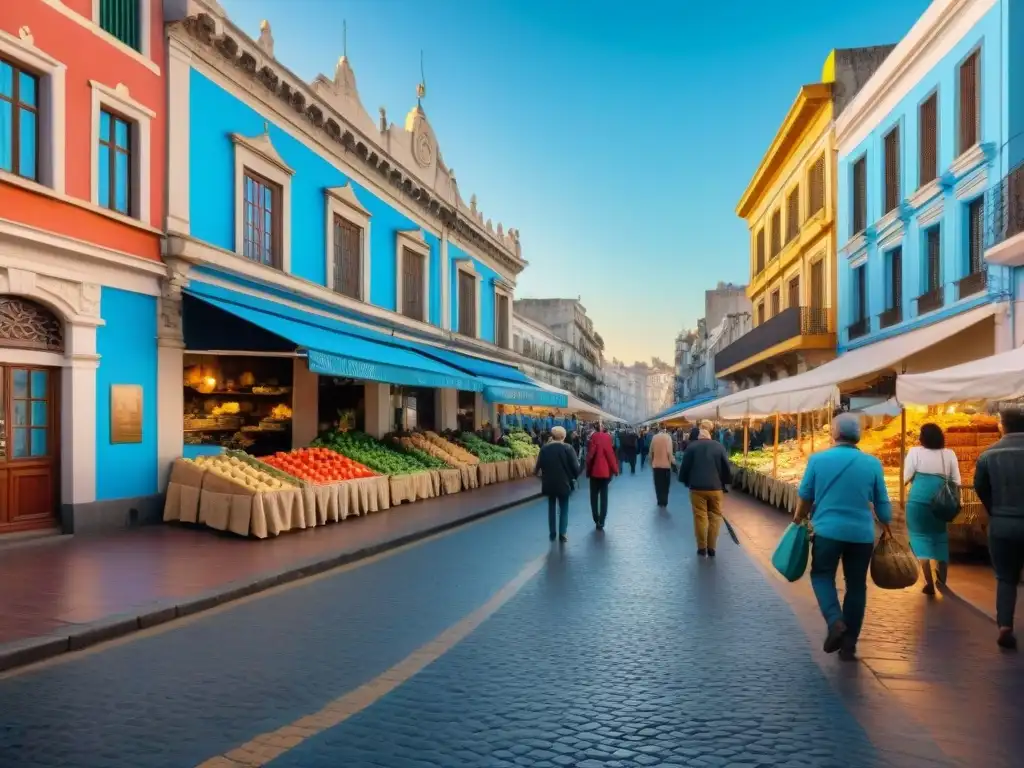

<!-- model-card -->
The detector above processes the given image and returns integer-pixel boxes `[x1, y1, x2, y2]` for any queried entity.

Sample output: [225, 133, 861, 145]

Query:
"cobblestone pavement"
[0, 471, 1015, 767]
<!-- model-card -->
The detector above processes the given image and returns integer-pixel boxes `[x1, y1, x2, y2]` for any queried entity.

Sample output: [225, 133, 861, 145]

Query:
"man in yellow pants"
[678, 421, 733, 557]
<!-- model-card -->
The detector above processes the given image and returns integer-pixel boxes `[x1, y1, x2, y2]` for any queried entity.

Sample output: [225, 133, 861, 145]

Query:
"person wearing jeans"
[795, 413, 892, 661]
[585, 427, 619, 531]
[534, 426, 580, 543]
[974, 407, 1024, 650]
[650, 428, 675, 507]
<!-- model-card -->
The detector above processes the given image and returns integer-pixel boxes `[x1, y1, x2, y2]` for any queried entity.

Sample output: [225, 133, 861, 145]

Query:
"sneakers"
[559, 534, 568, 543]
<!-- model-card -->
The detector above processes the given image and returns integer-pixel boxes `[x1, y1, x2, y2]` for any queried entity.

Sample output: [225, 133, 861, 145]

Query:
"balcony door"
[810, 259, 825, 310]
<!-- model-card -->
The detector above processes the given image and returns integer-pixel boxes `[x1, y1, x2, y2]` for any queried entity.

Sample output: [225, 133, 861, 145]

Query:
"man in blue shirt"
[795, 413, 892, 661]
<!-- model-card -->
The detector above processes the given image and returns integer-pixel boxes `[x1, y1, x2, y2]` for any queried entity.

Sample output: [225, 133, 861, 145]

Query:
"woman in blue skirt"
[903, 423, 961, 594]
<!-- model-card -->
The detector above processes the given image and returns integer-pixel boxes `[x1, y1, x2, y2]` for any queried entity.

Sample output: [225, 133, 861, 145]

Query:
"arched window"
[0, 297, 64, 352]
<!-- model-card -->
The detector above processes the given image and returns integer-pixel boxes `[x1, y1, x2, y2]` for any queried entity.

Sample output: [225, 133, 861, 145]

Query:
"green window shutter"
[100, 0, 140, 51]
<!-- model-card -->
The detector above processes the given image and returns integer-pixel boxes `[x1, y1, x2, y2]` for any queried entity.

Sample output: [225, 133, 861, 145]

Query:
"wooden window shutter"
[889, 247, 903, 310]
[788, 276, 800, 309]
[755, 229, 765, 274]
[770, 210, 781, 258]
[919, 93, 938, 187]
[458, 270, 476, 336]
[926, 227, 942, 292]
[968, 197, 984, 273]
[333, 215, 362, 300]
[402, 248, 425, 321]
[852, 157, 867, 233]
[808, 156, 825, 215]
[786, 187, 800, 242]
[810, 260, 824, 309]
[756, 303, 765, 325]
[770, 290, 780, 316]
[884, 125, 900, 213]
[495, 292, 509, 346]
[959, 51, 980, 154]
[855, 266, 867, 320]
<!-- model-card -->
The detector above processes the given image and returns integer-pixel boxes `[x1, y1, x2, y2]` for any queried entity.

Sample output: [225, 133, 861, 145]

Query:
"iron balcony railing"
[714, 306, 830, 374]
[916, 287, 944, 315]
[879, 306, 902, 330]
[986, 152, 1024, 250]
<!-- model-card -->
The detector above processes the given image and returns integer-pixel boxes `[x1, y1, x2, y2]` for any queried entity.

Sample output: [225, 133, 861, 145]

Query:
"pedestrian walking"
[621, 429, 639, 474]
[974, 407, 1024, 650]
[794, 413, 892, 661]
[534, 426, 581, 543]
[639, 429, 650, 470]
[678, 421, 732, 557]
[570, 430, 582, 462]
[650, 427, 675, 507]
[585, 425, 619, 531]
[903, 423, 961, 595]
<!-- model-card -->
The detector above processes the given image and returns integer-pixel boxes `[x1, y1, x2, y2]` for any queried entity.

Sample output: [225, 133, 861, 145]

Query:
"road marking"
[195, 552, 548, 768]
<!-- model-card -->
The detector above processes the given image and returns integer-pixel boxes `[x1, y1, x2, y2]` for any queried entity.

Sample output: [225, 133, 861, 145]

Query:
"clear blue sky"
[221, 0, 932, 365]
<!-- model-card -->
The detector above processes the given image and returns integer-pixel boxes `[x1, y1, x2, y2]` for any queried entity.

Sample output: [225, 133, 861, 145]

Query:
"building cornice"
[736, 83, 833, 219]
[170, 11, 526, 276]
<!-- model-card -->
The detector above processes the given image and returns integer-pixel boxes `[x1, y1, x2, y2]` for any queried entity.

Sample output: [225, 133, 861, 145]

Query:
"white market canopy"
[531, 380, 627, 423]
[896, 343, 1024, 406]
[690, 303, 999, 420]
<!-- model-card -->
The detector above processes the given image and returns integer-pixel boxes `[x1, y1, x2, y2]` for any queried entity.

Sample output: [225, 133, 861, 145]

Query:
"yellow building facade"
[715, 48, 893, 387]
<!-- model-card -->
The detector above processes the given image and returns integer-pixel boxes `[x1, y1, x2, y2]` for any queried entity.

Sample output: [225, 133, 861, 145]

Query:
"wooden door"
[0, 365, 59, 533]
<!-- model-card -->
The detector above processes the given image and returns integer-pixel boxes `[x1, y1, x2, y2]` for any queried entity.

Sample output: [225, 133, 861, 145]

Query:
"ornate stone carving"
[0, 297, 63, 352]
[256, 20, 274, 57]
[379, 107, 387, 132]
[18, 26, 32, 44]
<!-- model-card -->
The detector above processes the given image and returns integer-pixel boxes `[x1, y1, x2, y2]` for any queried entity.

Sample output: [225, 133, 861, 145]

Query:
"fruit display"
[189, 453, 297, 492]
[313, 430, 428, 475]
[506, 430, 540, 458]
[390, 436, 451, 469]
[459, 432, 513, 463]
[422, 431, 479, 465]
[262, 447, 377, 484]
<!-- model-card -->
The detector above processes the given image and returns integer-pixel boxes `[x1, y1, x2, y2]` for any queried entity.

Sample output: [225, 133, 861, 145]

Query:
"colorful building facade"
[835, 0, 1016, 362]
[716, 48, 892, 390]
[159, 0, 551, 485]
[0, 0, 166, 534]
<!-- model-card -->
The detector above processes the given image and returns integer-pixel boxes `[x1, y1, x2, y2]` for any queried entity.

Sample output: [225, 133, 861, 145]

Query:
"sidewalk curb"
[0, 491, 542, 674]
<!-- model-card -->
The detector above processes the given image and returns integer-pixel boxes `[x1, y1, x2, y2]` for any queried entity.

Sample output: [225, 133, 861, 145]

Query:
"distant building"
[511, 313, 575, 393]
[513, 299, 604, 404]
[674, 285, 752, 403]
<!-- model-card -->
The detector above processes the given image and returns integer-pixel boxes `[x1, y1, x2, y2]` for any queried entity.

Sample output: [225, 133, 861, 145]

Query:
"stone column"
[61, 321, 100, 508]
[157, 261, 187, 490]
[292, 358, 319, 448]
[364, 382, 392, 438]
[473, 392, 489, 430]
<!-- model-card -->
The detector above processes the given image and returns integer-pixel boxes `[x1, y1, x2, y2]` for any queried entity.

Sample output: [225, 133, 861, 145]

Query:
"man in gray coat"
[975, 407, 1024, 650]
[679, 420, 733, 557]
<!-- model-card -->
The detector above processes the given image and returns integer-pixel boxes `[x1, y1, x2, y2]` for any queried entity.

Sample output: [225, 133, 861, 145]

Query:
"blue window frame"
[98, 109, 132, 215]
[0, 57, 40, 181]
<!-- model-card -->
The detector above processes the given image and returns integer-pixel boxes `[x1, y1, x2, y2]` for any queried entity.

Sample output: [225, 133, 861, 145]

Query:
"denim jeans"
[990, 534, 1024, 629]
[810, 535, 874, 641]
[589, 478, 610, 526]
[548, 495, 570, 538]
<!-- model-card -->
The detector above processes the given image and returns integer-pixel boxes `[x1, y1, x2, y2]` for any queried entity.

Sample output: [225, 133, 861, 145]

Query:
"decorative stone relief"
[0, 297, 64, 352]
[37, 275, 101, 319]
[159, 261, 190, 340]
[256, 20, 274, 57]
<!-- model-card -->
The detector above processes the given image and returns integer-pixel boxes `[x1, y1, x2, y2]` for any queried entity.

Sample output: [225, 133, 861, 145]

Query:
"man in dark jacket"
[535, 426, 581, 543]
[620, 430, 639, 474]
[975, 407, 1024, 650]
[679, 420, 733, 557]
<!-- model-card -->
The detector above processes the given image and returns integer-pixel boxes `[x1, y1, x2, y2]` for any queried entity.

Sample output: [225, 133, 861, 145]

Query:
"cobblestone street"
[1, 471, 1020, 767]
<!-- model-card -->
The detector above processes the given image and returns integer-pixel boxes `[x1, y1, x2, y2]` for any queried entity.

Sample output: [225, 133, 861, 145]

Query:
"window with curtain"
[0, 58, 39, 181]
[98, 109, 132, 216]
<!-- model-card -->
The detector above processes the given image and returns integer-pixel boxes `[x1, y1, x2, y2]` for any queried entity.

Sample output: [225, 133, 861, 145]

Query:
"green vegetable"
[459, 432, 513, 463]
[312, 430, 426, 475]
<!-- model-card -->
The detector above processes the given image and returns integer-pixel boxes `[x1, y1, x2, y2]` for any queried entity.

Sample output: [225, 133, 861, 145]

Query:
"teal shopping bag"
[771, 522, 810, 582]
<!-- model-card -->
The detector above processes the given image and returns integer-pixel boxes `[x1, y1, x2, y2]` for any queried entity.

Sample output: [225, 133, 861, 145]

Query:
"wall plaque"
[111, 384, 143, 444]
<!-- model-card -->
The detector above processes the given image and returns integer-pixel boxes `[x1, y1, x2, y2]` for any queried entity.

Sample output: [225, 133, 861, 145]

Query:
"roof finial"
[343, 20, 347, 58]
[417, 50, 426, 104]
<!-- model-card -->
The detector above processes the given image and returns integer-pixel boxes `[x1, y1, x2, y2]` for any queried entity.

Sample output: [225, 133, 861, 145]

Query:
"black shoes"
[697, 548, 707, 557]
[998, 629, 1018, 650]
[707, 549, 716, 558]
[824, 621, 848, 654]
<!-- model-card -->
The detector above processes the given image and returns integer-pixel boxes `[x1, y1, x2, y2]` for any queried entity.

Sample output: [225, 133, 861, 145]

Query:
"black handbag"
[930, 453, 961, 523]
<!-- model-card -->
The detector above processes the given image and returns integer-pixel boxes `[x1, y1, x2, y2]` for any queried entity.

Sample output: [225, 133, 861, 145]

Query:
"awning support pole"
[773, 412, 780, 479]
[743, 419, 749, 469]
[797, 411, 803, 455]
[899, 407, 907, 511]
[810, 409, 816, 453]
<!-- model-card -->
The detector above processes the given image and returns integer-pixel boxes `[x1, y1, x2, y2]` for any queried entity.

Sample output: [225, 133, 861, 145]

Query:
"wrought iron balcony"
[714, 306, 830, 374]
[957, 270, 988, 299]
[917, 287, 944, 314]
[848, 317, 870, 340]
[987, 156, 1024, 249]
[879, 306, 902, 329]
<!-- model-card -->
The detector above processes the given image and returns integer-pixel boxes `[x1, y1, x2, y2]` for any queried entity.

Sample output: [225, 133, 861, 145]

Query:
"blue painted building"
[159, 0, 559, 480]
[835, 0, 1019, 364]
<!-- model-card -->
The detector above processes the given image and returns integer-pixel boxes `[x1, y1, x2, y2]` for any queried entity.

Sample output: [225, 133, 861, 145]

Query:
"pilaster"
[157, 260, 188, 489]
[364, 382, 392, 438]
[292, 358, 319, 447]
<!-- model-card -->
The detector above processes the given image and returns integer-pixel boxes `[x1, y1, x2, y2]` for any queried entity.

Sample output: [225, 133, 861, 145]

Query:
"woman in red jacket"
[586, 426, 620, 530]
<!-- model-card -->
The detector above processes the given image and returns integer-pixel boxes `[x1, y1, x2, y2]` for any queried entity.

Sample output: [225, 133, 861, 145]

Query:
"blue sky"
[220, 0, 932, 364]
